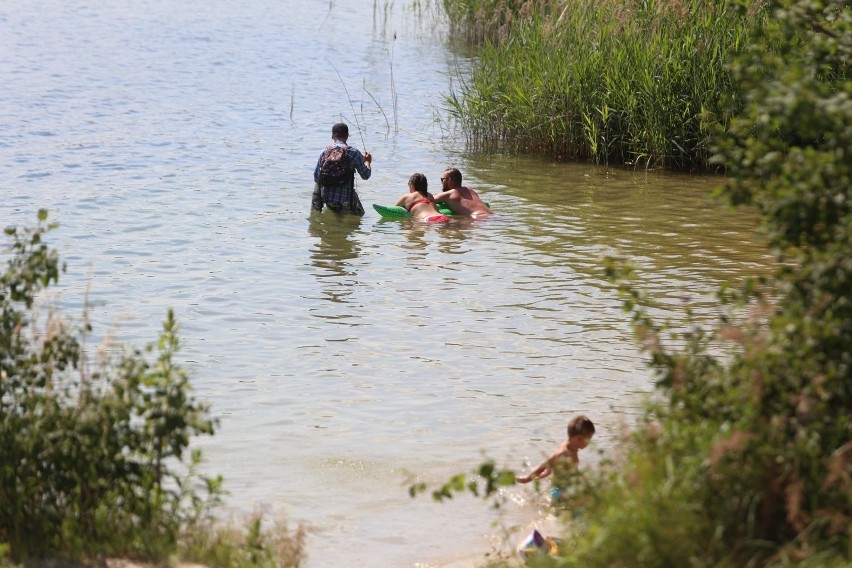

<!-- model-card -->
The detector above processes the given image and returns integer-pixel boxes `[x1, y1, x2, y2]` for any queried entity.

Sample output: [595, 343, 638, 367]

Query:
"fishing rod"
[326, 59, 368, 152]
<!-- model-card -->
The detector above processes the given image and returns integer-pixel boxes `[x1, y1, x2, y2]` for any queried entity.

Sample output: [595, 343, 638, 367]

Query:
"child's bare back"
[516, 415, 595, 484]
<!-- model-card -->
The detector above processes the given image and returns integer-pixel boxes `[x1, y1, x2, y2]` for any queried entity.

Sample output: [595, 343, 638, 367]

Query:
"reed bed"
[444, 0, 762, 170]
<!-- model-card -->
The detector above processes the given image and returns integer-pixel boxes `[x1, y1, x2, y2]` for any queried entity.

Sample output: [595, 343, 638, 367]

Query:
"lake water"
[0, 1, 773, 566]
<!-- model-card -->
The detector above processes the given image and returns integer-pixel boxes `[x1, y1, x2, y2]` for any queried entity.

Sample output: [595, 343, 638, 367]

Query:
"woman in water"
[394, 173, 452, 222]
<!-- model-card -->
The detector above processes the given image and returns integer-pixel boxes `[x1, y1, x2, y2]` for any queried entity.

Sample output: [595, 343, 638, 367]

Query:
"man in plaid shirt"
[312, 123, 372, 215]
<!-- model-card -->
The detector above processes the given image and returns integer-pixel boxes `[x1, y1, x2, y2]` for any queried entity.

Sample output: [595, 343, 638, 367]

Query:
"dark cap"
[332, 122, 349, 138]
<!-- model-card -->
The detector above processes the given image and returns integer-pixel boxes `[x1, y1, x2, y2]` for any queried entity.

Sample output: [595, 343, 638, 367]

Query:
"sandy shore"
[93, 515, 562, 568]
[426, 514, 563, 568]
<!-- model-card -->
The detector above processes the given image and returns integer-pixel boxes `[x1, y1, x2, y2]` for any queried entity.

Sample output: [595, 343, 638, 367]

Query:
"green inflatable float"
[372, 201, 487, 219]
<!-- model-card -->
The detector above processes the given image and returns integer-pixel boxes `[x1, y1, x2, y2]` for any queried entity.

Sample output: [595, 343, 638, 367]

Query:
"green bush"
[424, 0, 849, 565]
[555, 0, 850, 565]
[0, 212, 305, 567]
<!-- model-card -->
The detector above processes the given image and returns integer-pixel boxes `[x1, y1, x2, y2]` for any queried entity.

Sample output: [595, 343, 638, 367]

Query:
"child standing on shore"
[515, 415, 595, 485]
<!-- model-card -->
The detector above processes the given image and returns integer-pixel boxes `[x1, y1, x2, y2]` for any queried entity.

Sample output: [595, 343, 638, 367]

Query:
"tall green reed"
[444, 0, 760, 170]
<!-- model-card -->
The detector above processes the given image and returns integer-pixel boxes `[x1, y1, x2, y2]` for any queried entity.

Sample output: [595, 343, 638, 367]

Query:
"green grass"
[443, 0, 760, 170]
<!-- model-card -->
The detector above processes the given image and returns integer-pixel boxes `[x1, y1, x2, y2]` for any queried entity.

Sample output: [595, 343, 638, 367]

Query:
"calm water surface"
[1, 1, 772, 566]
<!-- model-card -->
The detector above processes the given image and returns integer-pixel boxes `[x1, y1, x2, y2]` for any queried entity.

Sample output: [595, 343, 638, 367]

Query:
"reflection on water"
[0, 1, 776, 567]
[465, 155, 772, 309]
[308, 211, 362, 280]
[432, 220, 479, 256]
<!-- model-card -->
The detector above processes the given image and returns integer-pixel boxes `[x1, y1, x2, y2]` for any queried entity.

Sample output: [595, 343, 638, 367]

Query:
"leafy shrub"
[0, 211, 305, 566]
[422, 0, 850, 565]
[555, 0, 850, 565]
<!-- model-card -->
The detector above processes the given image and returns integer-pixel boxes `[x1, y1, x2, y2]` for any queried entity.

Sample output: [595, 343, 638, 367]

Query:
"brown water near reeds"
[1, 1, 773, 566]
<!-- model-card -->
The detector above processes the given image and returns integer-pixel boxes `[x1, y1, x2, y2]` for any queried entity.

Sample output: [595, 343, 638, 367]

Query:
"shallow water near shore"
[1, 1, 773, 566]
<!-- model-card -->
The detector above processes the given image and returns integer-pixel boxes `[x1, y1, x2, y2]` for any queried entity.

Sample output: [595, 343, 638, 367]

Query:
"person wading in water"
[432, 167, 491, 219]
[394, 173, 452, 223]
[312, 122, 372, 215]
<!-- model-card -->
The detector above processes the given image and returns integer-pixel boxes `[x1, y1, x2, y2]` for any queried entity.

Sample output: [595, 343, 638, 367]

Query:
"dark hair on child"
[567, 415, 595, 437]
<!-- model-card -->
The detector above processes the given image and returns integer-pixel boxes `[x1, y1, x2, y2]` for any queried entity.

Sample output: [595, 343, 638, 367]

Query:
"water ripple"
[0, 1, 774, 566]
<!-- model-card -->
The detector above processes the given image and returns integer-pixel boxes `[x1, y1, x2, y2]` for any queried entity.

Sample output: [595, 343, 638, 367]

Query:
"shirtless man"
[432, 168, 492, 219]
